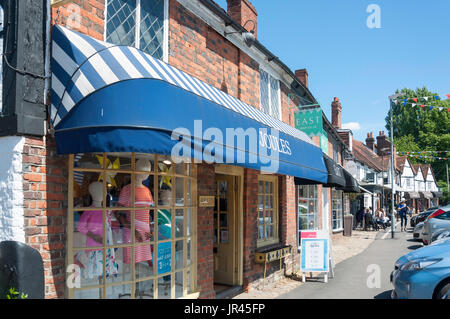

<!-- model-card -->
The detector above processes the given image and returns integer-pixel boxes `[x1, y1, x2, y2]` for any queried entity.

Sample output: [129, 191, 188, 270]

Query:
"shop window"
[332, 189, 343, 231]
[257, 175, 279, 247]
[259, 68, 281, 120]
[68, 153, 196, 299]
[297, 185, 318, 231]
[105, 0, 167, 61]
[297, 185, 318, 248]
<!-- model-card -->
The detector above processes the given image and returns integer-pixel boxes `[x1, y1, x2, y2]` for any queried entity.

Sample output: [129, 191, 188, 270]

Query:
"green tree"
[386, 87, 450, 204]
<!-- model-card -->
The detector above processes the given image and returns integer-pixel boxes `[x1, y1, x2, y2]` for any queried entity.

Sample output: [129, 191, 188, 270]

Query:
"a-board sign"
[300, 230, 330, 273]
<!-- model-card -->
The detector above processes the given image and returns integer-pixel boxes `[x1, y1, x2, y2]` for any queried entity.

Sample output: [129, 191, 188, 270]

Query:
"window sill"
[255, 241, 282, 253]
[332, 228, 344, 234]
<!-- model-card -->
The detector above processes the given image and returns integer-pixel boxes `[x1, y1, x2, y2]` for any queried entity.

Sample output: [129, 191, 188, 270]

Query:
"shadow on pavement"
[407, 245, 423, 250]
[374, 290, 392, 299]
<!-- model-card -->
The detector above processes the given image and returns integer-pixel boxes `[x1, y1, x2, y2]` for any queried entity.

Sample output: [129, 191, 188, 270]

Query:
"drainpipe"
[44, 0, 51, 133]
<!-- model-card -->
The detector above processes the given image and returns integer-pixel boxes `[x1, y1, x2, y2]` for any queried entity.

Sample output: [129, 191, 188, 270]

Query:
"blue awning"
[50, 25, 327, 182]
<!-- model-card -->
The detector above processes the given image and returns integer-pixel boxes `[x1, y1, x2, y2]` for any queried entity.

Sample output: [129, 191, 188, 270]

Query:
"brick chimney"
[376, 131, 389, 155]
[227, 0, 258, 38]
[366, 132, 375, 152]
[295, 69, 308, 88]
[331, 97, 342, 129]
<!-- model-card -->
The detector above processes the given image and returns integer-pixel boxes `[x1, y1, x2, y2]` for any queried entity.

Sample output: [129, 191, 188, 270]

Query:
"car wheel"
[434, 281, 450, 299]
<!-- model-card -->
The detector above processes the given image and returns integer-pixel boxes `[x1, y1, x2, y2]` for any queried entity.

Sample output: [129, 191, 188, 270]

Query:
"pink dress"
[76, 207, 119, 278]
[118, 184, 154, 264]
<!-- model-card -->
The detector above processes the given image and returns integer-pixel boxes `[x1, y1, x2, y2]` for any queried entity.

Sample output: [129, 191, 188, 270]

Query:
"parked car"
[413, 222, 425, 241]
[410, 208, 436, 228]
[391, 241, 450, 299]
[430, 229, 450, 245]
[422, 205, 450, 245]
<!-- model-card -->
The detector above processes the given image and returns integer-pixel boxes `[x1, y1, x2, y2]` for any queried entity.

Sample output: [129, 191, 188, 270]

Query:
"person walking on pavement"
[397, 200, 409, 231]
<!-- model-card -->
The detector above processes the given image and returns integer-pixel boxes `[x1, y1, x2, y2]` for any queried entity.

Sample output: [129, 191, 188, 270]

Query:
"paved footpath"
[278, 223, 418, 299]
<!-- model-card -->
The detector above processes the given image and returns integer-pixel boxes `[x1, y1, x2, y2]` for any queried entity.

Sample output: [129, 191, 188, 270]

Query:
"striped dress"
[118, 184, 154, 264]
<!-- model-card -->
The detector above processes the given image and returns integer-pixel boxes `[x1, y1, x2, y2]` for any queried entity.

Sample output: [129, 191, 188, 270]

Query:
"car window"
[436, 210, 450, 220]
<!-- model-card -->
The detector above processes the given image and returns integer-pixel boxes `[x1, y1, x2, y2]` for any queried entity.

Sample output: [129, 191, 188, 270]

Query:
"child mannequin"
[77, 181, 119, 280]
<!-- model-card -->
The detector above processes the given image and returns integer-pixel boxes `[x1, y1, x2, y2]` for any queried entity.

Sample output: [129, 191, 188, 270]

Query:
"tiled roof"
[352, 139, 383, 171]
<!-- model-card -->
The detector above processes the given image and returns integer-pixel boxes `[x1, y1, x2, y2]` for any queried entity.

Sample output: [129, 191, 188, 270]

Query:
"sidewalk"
[233, 230, 379, 299]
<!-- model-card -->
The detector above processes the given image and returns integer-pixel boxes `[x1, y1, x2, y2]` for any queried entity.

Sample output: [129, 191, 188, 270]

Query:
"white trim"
[163, 0, 169, 63]
[135, 0, 142, 48]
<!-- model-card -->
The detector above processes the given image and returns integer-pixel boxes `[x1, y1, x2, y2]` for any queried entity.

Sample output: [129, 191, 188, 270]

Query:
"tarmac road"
[278, 222, 419, 299]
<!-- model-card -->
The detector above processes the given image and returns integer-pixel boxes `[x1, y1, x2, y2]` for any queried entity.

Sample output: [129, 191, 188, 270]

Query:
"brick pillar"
[279, 175, 298, 274]
[242, 168, 258, 291]
[196, 163, 216, 299]
[23, 135, 68, 299]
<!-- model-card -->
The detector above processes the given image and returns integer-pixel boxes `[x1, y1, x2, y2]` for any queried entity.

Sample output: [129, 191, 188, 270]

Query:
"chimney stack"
[376, 130, 389, 156]
[331, 97, 342, 129]
[366, 132, 375, 152]
[227, 0, 258, 38]
[295, 69, 308, 88]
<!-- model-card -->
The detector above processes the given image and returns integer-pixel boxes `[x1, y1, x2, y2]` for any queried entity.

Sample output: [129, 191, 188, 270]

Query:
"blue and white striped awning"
[51, 25, 327, 182]
[51, 25, 313, 144]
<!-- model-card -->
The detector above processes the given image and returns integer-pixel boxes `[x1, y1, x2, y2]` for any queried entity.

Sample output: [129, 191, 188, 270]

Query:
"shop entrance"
[213, 173, 240, 290]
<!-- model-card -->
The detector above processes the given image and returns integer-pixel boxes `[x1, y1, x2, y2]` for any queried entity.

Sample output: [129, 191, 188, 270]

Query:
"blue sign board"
[157, 242, 172, 275]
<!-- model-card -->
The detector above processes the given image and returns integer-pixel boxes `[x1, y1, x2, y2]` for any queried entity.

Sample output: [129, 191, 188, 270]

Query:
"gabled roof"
[352, 139, 383, 171]
[396, 156, 407, 173]
[412, 164, 423, 178]
[421, 164, 431, 179]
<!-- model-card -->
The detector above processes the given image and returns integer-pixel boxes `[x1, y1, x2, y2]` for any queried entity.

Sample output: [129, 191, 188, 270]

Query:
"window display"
[69, 153, 196, 299]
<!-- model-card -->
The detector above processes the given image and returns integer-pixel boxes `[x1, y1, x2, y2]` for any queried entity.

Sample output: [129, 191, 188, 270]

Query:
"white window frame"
[104, 0, 169, 63]
[331, 189, 343, 232]
[259, 66, 282, 121]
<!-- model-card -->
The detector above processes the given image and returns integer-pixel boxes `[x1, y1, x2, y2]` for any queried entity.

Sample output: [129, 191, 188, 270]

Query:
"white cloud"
[342, 122, 361, 131]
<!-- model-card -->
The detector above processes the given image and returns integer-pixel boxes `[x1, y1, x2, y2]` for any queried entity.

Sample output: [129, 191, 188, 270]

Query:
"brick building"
[0, 0, 353, 299]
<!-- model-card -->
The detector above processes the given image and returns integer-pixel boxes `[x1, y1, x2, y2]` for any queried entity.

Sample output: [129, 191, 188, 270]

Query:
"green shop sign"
[294, 108, 323, 136]
[295, 108, 329, 155]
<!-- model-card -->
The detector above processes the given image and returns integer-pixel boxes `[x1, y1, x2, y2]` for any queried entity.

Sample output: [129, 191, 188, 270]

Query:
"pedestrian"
[397, 200, 409, 231]
[364, 208, 373, 231]
[356, 207, 365, 229]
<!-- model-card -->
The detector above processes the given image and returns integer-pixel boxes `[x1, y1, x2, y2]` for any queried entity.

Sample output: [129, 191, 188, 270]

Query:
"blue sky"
[214, 0, 450, 141]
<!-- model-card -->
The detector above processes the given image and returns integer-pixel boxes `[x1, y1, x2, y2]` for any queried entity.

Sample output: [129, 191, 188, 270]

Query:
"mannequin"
[118, 159, 154, 265]
[77, 182, 119, 283]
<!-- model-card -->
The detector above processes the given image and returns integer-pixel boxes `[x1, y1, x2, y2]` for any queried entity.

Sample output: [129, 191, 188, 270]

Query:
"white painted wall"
[415, 167, 425, 191]
[401, 158, 416, 192]
[425, 167, 439, 192]
[0, 136, 25, 243]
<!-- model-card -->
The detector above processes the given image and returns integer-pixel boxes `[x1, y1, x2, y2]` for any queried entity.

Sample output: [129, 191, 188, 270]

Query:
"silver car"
[413, 222, 425, 241]
[422, 205, 450, 245]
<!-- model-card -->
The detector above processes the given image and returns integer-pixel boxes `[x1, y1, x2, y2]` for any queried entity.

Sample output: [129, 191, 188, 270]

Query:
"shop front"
[295, 154, 346, 245]
[51, 26, 328, 298]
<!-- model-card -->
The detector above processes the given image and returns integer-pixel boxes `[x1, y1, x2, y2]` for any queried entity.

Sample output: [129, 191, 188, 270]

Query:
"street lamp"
[389, 93, 402, 239]
[380, 147, 390, 213]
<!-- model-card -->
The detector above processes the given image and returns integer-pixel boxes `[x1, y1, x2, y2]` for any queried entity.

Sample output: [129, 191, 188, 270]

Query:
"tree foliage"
[385, 87, 450, 203]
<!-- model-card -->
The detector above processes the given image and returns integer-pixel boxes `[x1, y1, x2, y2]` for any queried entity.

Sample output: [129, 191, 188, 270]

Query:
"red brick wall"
[168, 1, 259, 108]
[23, 136, 68, 299]
[196, 164, 216, 299]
